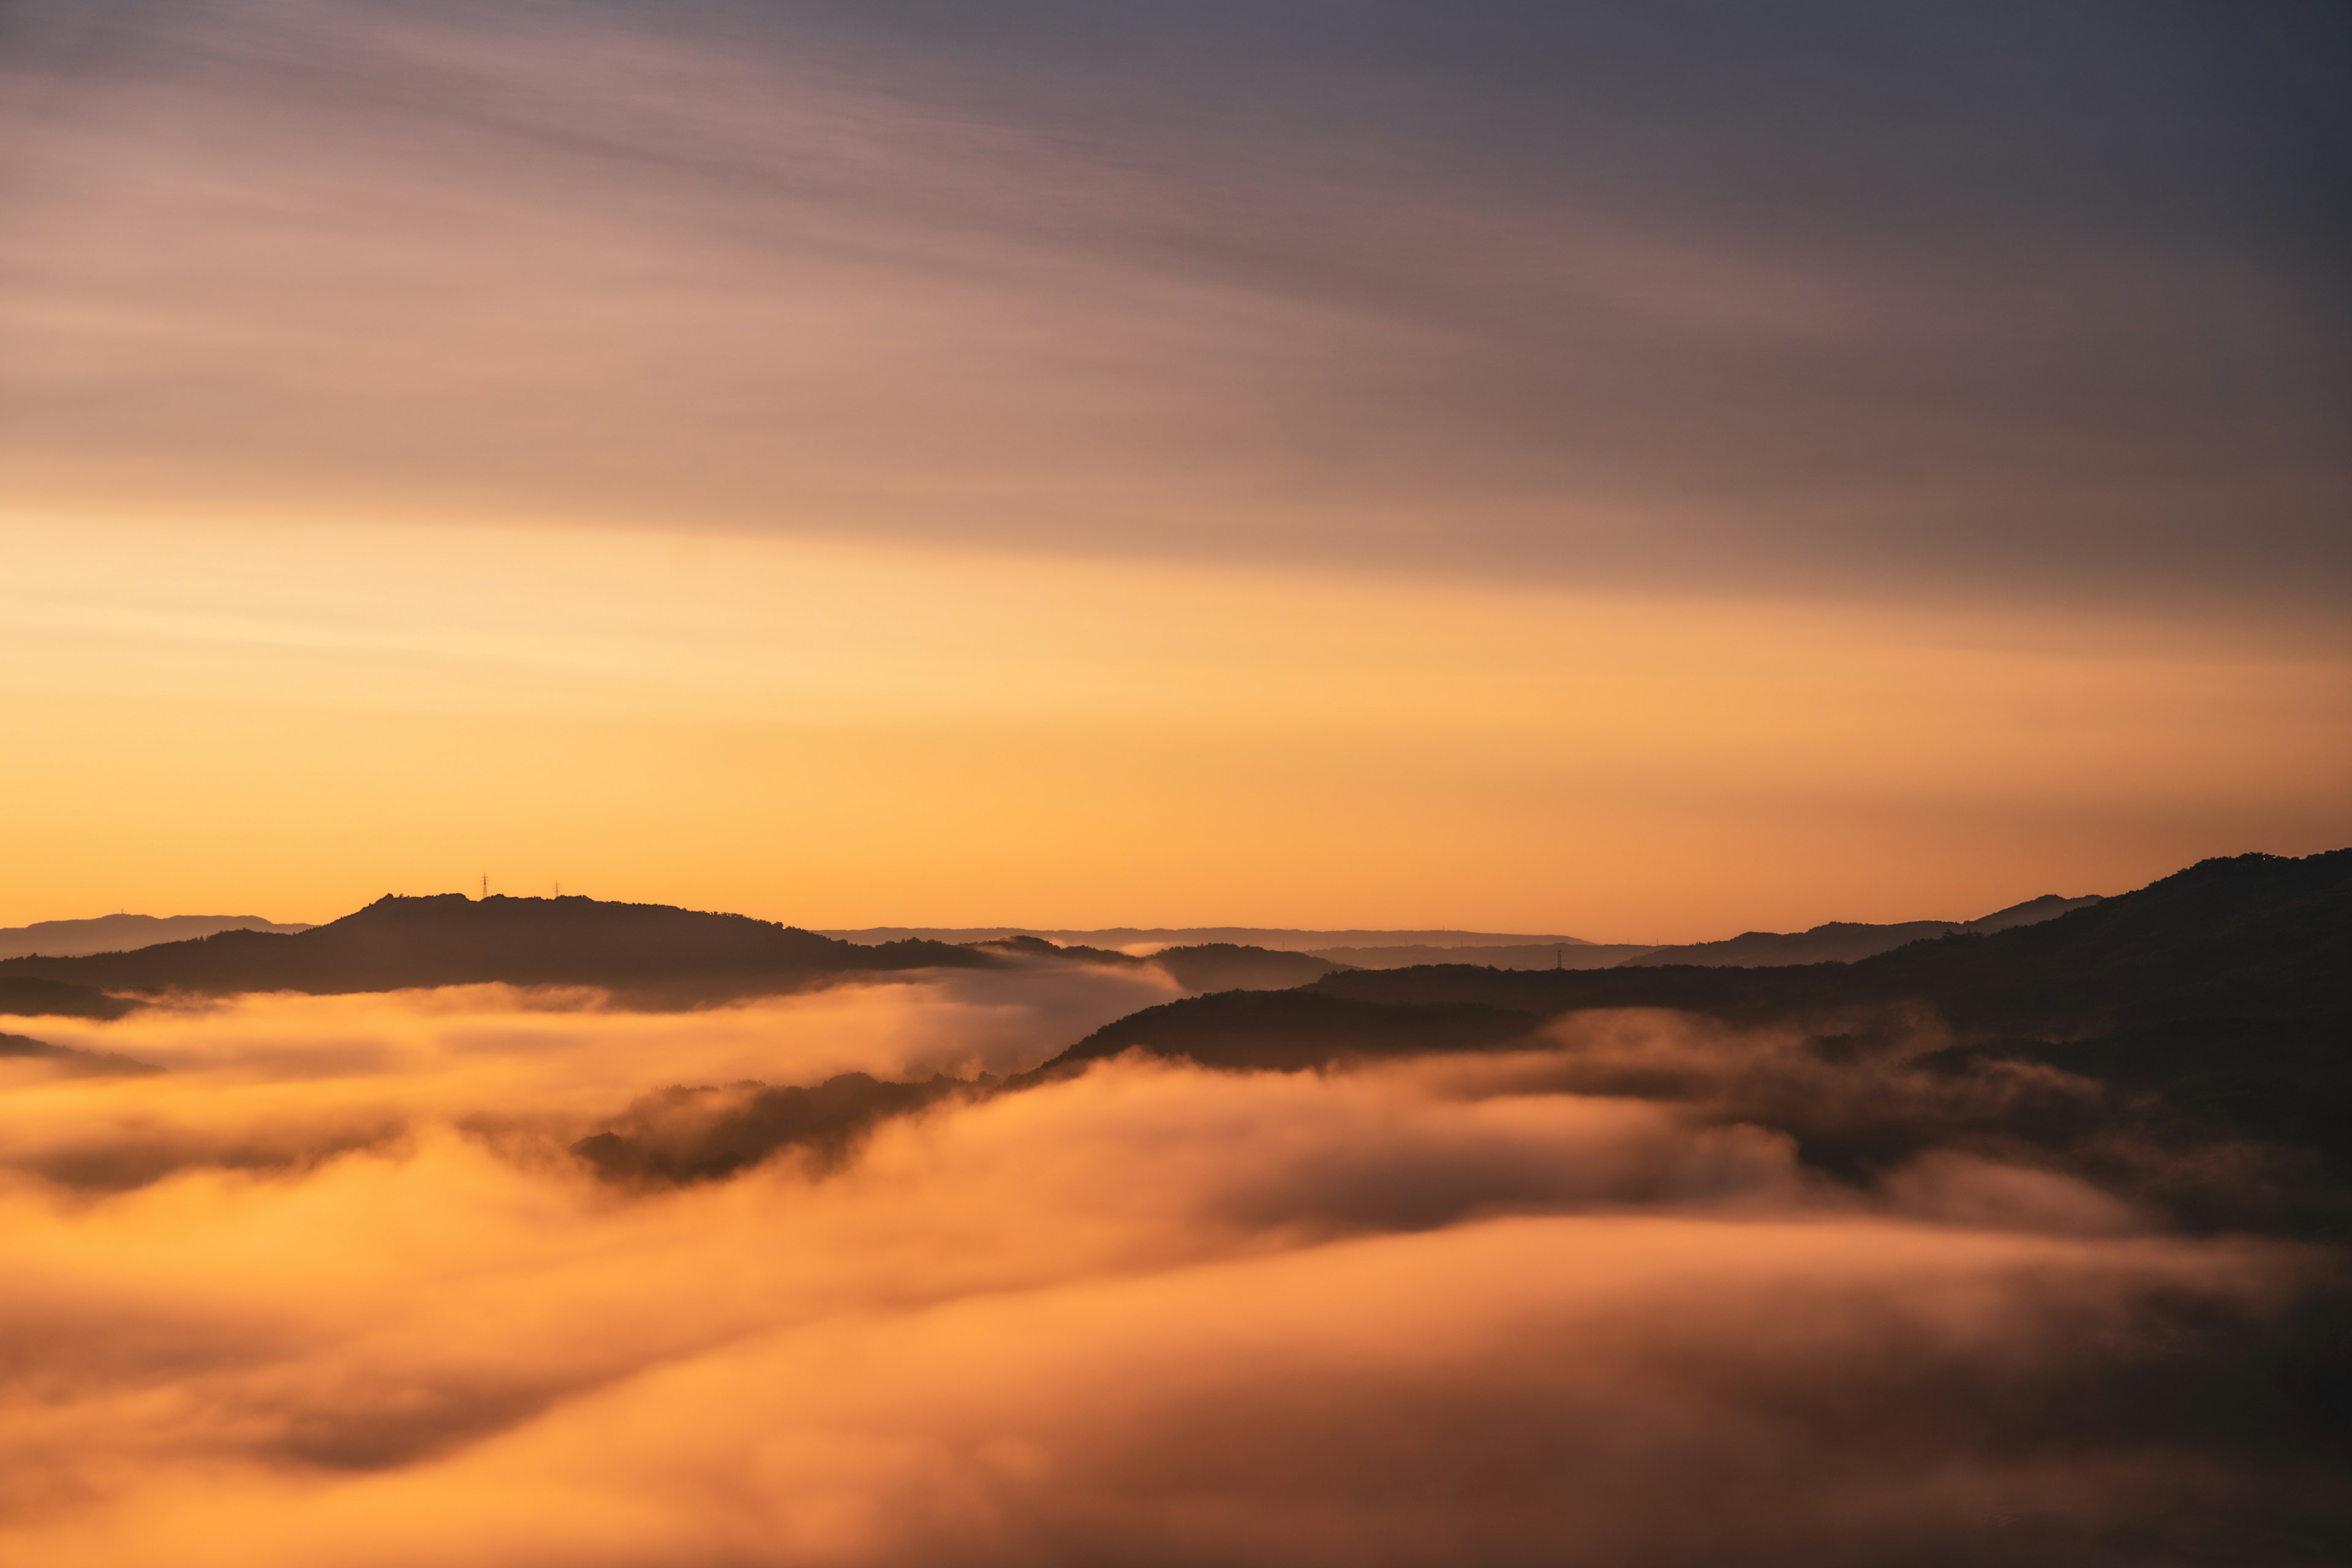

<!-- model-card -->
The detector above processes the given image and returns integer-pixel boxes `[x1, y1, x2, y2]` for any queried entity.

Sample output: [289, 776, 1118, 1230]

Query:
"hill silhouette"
[1616, 893, 2101, 968]
[0, 913, 312, 961]
[959, 935, 1343, 992]
[1311, 942, 1657, 971]
[0, 899, 1382, 1009]
[1152, 943, 1348, 992]
[824, 925, 1596, 951]
[1026, 989, 1538, 1079]
[0, 894, 993, 1004]
[0, 976, 143, 1020]
[532, 849, 2352, 1238]
[1272, 853, 2341, 1030]
[1030, 851, 2352, 1196]
[573, 1072, 977, 1185]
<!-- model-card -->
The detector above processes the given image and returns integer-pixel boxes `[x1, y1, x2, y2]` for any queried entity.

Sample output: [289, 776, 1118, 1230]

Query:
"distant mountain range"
[824, 897, 2100, 971]
[0, 913, 312, 960]
[9, 852, 2347, 1231]
[967, 937, 1343, 993]
[1023, 851, 2352, 1214]
[0, 896, 1352, 1015]
[567, 849, 2352, 1242]
[1616, 894, 2102, 967]
[0, 895, 986, 1009]
[1313, 943, 1659, 970]
[0, 892, 2113, 1013]
[1042, 861, 2340, 1072]
[823, 925, 1596, 951]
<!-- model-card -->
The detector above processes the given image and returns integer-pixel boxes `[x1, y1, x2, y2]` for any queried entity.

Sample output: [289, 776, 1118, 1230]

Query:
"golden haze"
[0, 984, 2320, 1566]
[3, 513, 2344, 938]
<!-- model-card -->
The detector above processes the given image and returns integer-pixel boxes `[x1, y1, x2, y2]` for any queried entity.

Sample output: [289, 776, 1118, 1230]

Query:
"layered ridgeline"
[562, 850, 2352, 1241]
[0, 913, 312, 960]
[0, 895, 980, 1007]
[824, 896, 2099, 971]
[0, 895, 1349, 1014]
[1042, 857, 2340, 1069]
[831, 925, 1651, 970]
[6, 853, 2347, 1231]
[1027, 851, 2352, 1213]
[1616, 893, 2102, 967]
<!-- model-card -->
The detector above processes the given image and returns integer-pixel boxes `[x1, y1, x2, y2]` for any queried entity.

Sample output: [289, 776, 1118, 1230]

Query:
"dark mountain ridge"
[1027, 851, 2352, 1194]
[966, 935, 1348, 992]
[1615, 893, 2102, 968]
[824, 925, 1597, 950]
[1309, 942, 1658, 971]
[0, 894, 992, 1002]
[0, 895, 1352, 1008]
[578, 853, 2352, 1242]
[1285, 853, 2343, 1031]
[0, 976, 143, 1020]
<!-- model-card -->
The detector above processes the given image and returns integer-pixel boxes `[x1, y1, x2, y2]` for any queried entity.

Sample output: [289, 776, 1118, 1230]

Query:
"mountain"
[1030, 851, 2352, 1188]
[574, 1072, 977, 1185]
[1964, 892, 2105, 933]
[948, 934, 1346, 992]
[823, 925, 1597, 952]
[1301, 856, 2338, 1040]
[827, 903, 2105, 970]
[0, 894, 993, 1003]
[1025, 989, 1537, 1079]
[0, 976, 143, 1020]
[1152, 944, 1348, 992]
[0, 913, 312, 960]
[1309, 943, 1657, 971]
[0, 902, 1404, 1008]
[1615, 894, 2102, 967]
[532, 850, 2350, 1239]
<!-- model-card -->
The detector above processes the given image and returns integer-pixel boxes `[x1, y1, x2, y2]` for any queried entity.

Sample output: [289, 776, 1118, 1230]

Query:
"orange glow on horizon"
[2, 512, 2343, 938]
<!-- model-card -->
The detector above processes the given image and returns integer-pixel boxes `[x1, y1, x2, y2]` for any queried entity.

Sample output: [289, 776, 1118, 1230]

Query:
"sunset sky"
[5, 0, 2346, 936]
[4, 13, 2350, 1565]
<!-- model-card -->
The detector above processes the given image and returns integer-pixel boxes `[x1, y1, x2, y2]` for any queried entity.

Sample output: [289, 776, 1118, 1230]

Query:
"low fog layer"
[2, 968, 2345, 1566]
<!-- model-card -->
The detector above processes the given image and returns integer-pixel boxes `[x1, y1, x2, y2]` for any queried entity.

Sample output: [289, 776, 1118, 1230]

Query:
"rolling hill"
[0, 894, 989, 1003]
[1030, 851, 2352, 1187]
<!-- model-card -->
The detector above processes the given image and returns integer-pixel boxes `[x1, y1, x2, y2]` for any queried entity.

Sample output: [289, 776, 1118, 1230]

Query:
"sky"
[3, 0, 2348, 937]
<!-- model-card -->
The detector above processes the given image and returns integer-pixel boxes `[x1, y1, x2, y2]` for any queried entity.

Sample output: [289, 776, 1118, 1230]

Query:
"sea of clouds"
[1, 970, 2343, 1566]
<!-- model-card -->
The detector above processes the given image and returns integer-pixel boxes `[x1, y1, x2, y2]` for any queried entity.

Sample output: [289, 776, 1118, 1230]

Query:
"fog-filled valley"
[1, 852, 2346, 1566]
[10, 1, 2348, 1559]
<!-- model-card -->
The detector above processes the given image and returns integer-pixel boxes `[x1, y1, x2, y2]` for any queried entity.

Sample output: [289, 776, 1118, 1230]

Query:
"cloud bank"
[1, 980, 2343, 1565]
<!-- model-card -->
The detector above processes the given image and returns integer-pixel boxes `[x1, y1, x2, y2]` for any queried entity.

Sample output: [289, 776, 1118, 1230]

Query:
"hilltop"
[0, 895, 1348, 1011]
[0, 894, 986, 1004]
